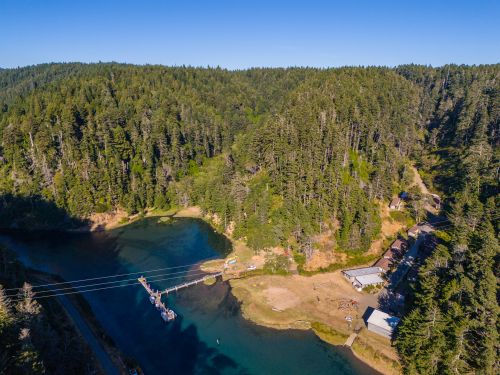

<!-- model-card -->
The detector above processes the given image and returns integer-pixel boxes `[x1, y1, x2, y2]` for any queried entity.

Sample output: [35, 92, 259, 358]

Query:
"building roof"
[374, 257, 392, 271]
[355, 274, 384, 286]
[367, 309, 400, 332]
[383, 247, 398, 259]
[408, 225, 420, 234]
[343, 267, 382, 278]
[419, 224, 434, 233]
[390, 239, 407, 251]
[389, 197, 401, 207]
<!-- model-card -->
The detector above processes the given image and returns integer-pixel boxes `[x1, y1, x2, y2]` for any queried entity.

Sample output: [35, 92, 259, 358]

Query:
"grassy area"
[297, 252, 378, 276]
[352, 331, 402, 375]
[311, 322, 349, 345]
[389, 210, 414, 227]
[203, 277, 216, 285]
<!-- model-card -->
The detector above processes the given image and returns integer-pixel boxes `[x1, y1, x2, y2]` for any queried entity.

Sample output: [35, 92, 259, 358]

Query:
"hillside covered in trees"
[395, 66, 499, 374]
[0, 63, 498, 373]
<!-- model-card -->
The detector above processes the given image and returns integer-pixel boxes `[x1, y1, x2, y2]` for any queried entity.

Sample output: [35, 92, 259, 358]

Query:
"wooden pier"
[344, 333, 357, 347]
[138, 276, 160, 298]
[138, 272, 223, 321]
[158, 272, 223, 296]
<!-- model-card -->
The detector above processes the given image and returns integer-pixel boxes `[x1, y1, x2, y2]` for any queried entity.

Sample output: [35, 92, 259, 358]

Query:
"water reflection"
[0, 217, 377, 375]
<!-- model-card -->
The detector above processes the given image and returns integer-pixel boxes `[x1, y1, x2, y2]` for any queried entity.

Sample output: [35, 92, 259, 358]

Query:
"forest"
[0, 245, 98, 374]
[0, 63, 498, 373]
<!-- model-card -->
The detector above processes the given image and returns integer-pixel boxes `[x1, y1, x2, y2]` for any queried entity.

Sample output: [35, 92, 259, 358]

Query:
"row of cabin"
[342, 267, 385, 291]
[373, 238, 408, 272]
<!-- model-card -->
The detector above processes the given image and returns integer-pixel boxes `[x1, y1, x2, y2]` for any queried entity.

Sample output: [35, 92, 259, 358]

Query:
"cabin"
[419, 223, 434, 235]
[374, 257, 392, 272]
[408, 225, 420, 238]
[391, 239, 407, 252]
[389, 197, 402, 210]
[430, 193, 441, 210]
[388, 239, 408, 258]
[366, 309, 400, 338]
[382, 247, 398, 261]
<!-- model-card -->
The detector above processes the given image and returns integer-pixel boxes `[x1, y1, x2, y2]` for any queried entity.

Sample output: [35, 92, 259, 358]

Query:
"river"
[0, 217, 377, 375]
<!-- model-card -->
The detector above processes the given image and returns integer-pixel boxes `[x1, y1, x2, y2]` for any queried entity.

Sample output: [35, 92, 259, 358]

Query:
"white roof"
[343, 267, 382, 277]
[355, 274, 384, 286]
[367, 309, 400, 331]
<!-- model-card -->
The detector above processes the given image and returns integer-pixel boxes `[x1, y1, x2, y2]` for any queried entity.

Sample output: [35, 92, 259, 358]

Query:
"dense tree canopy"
[395, 65, 499, 375]
[0, 63, 498, 373]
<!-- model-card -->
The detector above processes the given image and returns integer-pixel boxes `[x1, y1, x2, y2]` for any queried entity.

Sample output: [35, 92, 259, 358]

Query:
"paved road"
[55, 292, 120, 375]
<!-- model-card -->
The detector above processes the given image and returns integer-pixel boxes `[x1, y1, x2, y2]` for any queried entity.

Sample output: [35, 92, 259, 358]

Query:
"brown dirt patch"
[87, 209, 129, 231]
[264, 287, 300, 310]
[304, 250, 336, 271]
[174, 206, 202, 218]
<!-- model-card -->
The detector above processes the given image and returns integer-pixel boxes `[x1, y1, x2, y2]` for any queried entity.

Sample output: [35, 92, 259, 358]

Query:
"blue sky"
[1, 0, 499, 69]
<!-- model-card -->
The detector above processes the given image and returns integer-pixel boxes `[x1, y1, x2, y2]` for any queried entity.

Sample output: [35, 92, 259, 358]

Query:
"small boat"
[161, 308, 177, 322]
[149, 295, 155, 304]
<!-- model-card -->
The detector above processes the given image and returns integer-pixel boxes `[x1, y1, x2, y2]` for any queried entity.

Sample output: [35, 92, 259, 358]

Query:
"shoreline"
[22, 270, 130, 375]
[0, 246, 128, 375]
[5, 205, 400, 374]
[169, 206, 402, 375]
[70, 206, 203, 233]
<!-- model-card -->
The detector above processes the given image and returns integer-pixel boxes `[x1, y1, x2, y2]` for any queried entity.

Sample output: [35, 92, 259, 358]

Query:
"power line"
[8, 271, 217, 303]
[6, 268, 206, 297]
[4, 256, 220, 292]
[4, 216, 497, 302]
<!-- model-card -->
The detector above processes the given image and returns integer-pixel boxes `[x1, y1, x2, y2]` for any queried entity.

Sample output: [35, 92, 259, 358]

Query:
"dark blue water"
[0, 218, 377, 375]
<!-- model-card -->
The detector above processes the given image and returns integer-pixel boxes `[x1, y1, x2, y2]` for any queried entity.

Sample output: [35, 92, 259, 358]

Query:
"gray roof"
[355, 274, 384, 286]
[342, 267, 382, 277]
[408, 225, 420, 233]
[367, 309, 400, 331]
[419, 224, 434, 233]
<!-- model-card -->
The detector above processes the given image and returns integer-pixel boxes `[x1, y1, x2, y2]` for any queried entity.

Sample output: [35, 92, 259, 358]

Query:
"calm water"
[0, 218, 377, 375]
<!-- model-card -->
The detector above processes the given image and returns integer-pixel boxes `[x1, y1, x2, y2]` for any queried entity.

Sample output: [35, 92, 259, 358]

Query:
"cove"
[0, 217, 378, 375]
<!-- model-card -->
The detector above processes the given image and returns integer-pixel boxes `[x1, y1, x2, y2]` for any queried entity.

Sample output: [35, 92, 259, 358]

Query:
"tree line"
[395, 65, 499, 375]
[0, 63, 498, 373]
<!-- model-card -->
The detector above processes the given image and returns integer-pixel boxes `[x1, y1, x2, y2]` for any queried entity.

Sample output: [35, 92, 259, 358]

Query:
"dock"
[344, 333, 357, 347]
[138, 276, 160, 298]
[138, 271, 223, 322]
[158, 272, 223, 296]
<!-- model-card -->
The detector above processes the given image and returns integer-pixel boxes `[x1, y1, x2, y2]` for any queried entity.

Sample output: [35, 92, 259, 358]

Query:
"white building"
[342, 267, 385, 291]
[352, 274, 384, 291]
[366, 309, 400, 338]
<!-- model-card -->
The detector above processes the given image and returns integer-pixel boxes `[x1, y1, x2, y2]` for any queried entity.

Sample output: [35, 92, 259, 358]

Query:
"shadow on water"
[0, 193, 88, 230]
[0, 197, 378, 375]
[164, 317, 242, 375]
